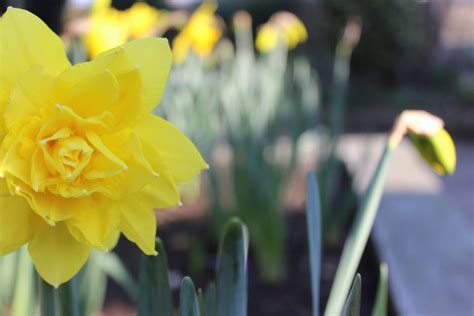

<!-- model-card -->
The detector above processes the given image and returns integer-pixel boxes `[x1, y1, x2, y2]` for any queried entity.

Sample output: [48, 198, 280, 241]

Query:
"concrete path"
[338, 134, 474, 316]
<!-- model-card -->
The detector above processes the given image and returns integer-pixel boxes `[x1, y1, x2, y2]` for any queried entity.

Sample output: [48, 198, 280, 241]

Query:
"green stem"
[11, 247, 34, 316]
[39, 277, 56, 316]
[324, 141, 395, 316]
[57, 277, 80, 316]
[306, 172, 322, 316]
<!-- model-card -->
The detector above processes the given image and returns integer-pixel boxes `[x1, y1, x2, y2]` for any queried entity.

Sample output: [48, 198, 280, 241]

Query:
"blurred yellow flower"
[127, 2, 161, 38]
[0, 8, 207, 287]
[410, 128, 456, 175]
[255, 24, 279, 53]
[83, 8, 128, 58]
[172, 2, 222, 63]
[84, 0, 162, 58]
[256, 12, 308, 53]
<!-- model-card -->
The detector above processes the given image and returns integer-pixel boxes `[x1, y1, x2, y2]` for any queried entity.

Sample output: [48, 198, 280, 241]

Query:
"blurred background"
[1, 0, 473, 315]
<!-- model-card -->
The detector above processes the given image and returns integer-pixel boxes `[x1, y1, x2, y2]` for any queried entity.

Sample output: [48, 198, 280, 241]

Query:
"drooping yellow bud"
[409, 128, 456, 175]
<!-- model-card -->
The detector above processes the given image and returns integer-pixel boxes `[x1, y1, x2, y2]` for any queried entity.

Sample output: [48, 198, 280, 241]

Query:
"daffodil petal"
[0, 8, 70, 134]
[65, 197, 121, 250]
[119, 190, 158, 255]
[145, 178, 180, 208]
[29, 222, 90, 288]
[102, 229, 121, 251]
[139, 140, 180, 208]
[86, 130, 127, 177]
[98, 37, 172, 111]
[1, 118, 43, 186]
[3, 66, 55, 130]
[58, 69, 119, 118]
[11, 179, 87, 223]
[135, 114, 207, 184]
[56, 47, 142, 127]
[0, 179, 40, 255]
[99, 129, 157, 196]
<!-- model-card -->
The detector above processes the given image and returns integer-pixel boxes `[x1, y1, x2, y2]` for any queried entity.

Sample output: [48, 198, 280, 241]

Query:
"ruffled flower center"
[40, 129, 93, 182]
[1, 103, 128, 199]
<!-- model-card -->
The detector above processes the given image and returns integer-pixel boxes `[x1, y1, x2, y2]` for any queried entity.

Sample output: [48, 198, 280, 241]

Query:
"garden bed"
[105, 213, 391, 315]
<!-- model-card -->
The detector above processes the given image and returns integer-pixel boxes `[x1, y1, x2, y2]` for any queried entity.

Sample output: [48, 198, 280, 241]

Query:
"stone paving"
[338, 134, 474, 316]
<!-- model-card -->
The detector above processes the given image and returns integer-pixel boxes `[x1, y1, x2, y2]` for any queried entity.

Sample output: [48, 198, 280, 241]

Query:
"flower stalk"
[324, 110, 456, 315]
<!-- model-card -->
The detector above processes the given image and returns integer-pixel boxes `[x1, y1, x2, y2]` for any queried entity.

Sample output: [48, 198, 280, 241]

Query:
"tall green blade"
[11, 247, 35, 316]
[325, 143, 393, 316]
[57, 276, 80, 316]
[372, 263, 389, 316]
[79, 253, 107, 316]
[342, 274, 361, 316]
[306, 171, 322, 316]
[97, 251, 137, 300]
[39, 277, 56, 316]
[180, 277, 200, 316]
[216, 217, 249, 316]
[0, 252, 18, 316]
[203, 283, 216, 316]
[138, 237, 173, 316]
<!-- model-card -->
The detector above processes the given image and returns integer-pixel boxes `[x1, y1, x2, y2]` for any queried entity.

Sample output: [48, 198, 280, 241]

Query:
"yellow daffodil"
[410, 128, 456, 175]
[84, 0, 162, 58]
[256, 12, 308, 53]
[172, 2, 222, 64]
[0, 8, 207, 287]
[255, 23, 279, 53]
[389, 110, 456, 175]
[83, 8, 129, 58]
[126, 2, 161, 39]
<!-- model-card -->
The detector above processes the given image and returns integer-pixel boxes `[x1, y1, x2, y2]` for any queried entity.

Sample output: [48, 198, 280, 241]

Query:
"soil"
[106, 212, 396, 316]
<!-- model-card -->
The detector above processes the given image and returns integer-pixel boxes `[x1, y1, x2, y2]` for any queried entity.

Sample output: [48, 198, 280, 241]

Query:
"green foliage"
[306, 171, 322, 316]
[135, 217, 249, 316]
[79, 251, 137, 315]
[202, 283, 217, 316]
[216, 218, 249, 316]
[57, 278, 80, 316]
[158, 24, 320, 282]
[138, 238, 173, 316]
[0, 249, 135, 316]
[11, 247, 35, 316]
[342, 274, 361, 316]
[39, 278, 56, 316]
[371, 263, 388, 316]
[325, 143, 393, 316]
[79, 254, 107, 316]
[180, 277, 201, 316]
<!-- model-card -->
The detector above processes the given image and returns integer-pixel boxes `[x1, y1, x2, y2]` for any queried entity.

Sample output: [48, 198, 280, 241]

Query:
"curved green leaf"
[138, 238, 173, 316]
[216, 217, 249, 316]
[180, 277, 200, 316]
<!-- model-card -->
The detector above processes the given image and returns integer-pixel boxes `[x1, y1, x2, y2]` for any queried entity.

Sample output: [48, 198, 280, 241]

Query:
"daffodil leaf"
[57, 276, 80, 316]
[138, 237, 173, 316]
[203, 283, 216, 316]
[180, 277, 200, 316]
[306, 171, 322, 316]
[216, 217, 249, 316]
[11, 247, 35, 316]
[342, 274, 361, 316]
[372, 263, 389, 316]
[39, 277, 56, 316]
